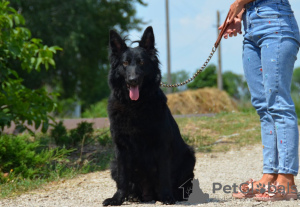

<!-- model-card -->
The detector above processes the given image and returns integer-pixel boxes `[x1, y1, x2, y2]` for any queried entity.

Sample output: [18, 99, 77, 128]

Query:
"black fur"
[103, 26, 196, 206]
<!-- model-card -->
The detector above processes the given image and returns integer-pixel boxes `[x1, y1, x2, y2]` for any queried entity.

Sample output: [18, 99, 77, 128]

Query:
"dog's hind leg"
[156, 152, 176, 204]
[140, 179, 155, 202]
[127, 183, 142, 202]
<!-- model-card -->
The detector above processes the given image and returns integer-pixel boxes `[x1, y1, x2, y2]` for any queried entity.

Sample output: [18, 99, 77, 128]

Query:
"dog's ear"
[109, 30, 127, 55]
[139, 26, 155, 51]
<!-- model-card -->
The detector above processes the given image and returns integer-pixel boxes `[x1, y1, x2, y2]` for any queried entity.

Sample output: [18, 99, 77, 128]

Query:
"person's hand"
[228, 0, 245, 23]
[218, 17, 242, 39]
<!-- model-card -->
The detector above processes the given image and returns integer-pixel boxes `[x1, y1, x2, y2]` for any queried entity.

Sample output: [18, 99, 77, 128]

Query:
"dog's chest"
[127, 138, 159, 171]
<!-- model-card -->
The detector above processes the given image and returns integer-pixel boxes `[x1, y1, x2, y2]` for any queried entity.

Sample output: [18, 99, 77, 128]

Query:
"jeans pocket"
[255, 5, 279, 19]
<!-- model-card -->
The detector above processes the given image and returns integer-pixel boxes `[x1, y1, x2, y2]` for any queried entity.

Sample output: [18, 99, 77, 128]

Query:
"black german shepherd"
[103, 26, 196, 206]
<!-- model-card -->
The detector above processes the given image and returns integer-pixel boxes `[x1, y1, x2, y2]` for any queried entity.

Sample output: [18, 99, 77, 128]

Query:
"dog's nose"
[128, 77, 138, 85]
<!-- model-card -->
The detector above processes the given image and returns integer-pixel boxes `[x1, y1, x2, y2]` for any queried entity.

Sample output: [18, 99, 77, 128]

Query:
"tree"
[292, 67, 300, 93]
[0, 0, 61, 132]
[292, 67, 300, 118]
[187, 64, 217, 89]
[9, 0, 147, 110]
[223, 71, 244, 99]
[187, 65, 249, 100]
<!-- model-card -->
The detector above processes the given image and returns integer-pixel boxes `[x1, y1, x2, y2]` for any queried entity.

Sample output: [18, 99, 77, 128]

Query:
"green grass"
[0, 111, 262, 198]
[176, 111, 261, 152]
[0, 150, 114, 198]
[82, 99, 108, 118]
[0, 178, 47, 198]
[0, 128, 114, 198]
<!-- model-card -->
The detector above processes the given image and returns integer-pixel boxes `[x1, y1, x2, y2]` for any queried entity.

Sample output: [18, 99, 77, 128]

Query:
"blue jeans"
[243, 0, 300, 175]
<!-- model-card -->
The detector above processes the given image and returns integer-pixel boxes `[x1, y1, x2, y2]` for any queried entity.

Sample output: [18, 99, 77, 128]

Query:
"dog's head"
[109, 26, 161, 101]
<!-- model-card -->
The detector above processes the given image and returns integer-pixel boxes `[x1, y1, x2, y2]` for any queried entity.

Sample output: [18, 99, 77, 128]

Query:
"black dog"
[103, 26, 196, 206]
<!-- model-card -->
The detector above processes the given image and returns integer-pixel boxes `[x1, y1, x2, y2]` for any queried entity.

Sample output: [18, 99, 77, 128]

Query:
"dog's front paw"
[102, 197, 123, 206]
[161, 192, 176, 205]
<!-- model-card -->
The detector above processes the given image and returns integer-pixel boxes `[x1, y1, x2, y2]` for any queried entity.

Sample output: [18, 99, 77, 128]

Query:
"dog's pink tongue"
[129, 86, 139, 101]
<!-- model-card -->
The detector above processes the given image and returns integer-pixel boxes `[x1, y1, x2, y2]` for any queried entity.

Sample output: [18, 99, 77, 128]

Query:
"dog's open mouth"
[127, 84, 139, 101]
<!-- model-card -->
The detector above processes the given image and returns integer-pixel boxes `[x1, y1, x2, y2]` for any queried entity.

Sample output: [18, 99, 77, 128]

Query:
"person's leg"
[260, 37, 299, 191]
[243, 38, 279, 178]
[231, 38, 278, 199]
[233, 38, 278, 199]
[247, 1, 300, 198]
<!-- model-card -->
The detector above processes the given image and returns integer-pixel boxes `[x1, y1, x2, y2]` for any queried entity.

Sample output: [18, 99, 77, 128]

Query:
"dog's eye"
[140, 61, 144, 65]
[123, 61, 129, 67]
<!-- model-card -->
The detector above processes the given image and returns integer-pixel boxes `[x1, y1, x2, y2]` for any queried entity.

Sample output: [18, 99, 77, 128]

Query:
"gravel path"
[2, 143, 300, 207]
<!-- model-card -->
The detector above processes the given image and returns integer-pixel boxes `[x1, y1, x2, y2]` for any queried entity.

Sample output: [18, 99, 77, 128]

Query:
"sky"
[129, 0, 300, 77]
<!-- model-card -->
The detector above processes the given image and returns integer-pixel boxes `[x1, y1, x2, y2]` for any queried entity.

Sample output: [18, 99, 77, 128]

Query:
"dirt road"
[1, 143, 300, 207]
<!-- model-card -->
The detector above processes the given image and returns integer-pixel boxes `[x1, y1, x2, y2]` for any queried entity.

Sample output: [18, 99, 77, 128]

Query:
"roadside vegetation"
[0, 123, 113, 198]
[0, 111, 261, 198]
[177, 111, 261, 153]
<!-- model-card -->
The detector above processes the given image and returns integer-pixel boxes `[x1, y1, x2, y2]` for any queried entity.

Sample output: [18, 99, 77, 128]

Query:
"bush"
[97, 129, 112, 147]
[50, 121, 94, 148]
[82, 99, 108, 118]
[50, 121, 70, 147]
[69, 122, 94, 147]
[0, 134, 72, 181]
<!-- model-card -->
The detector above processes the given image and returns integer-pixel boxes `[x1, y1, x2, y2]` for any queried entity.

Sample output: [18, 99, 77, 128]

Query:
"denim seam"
[276, 41, 280, 94]
[263, 166, 279, 173]
[283, 116, 289, 169]
[286, 129, 289, 169]
[278, 166, 298, 175]
[273, 123, 277, 168]
[274, 40, 281, 170]
[278, 19, 289, 170]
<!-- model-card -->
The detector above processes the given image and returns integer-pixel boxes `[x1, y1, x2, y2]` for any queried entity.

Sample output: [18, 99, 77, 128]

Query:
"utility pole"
[217, 10, 223, 91]
[166, 0, 172, 94]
